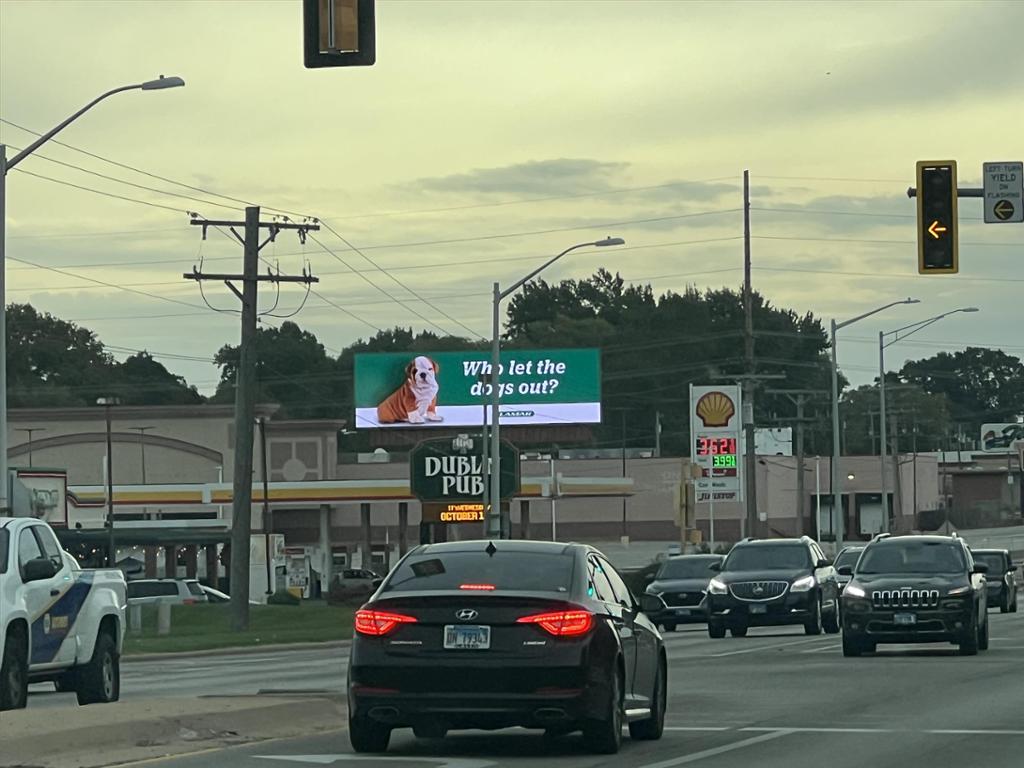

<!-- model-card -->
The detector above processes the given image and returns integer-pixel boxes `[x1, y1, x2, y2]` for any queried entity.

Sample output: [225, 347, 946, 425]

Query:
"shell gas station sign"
[689, 384, 744, 503]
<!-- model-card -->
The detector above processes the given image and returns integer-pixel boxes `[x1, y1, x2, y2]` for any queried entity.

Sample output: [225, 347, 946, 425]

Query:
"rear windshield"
[384, 550, 575, 594]
[973, 552, 1007, 573]
[724, 545, 811, 571]
[186, 581, 205, 597]
[834, 549, 864, 570]
[0, 528, 8, 573]
[657, 558, 720, 580]
[857, 541, 966, 575]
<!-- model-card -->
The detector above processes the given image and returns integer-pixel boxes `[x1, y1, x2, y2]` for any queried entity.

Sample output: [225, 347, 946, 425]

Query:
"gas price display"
[695, 437, 739, 475]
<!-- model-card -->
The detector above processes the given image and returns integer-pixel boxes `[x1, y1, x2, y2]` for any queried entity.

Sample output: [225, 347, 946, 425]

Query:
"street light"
[16, 428, 45, 468]
[97, 397, 122, 568]
[830, 298, 919, 549]
[0, 74, 185, 512]
[878, 307, 978, 533]
[488, 236, 625, 539]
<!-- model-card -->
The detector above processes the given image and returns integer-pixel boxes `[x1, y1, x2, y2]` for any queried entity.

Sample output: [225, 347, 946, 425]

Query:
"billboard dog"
[377, 356, 443, 424]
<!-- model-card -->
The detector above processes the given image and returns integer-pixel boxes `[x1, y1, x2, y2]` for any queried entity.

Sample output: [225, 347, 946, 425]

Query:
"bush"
[267, 589, 301, 606]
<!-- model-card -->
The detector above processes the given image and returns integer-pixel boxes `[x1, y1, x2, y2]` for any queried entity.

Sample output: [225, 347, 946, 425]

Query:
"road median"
[0, 695, 346, 768]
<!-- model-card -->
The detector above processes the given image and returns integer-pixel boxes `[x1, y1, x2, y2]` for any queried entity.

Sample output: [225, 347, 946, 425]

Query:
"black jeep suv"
[704, 536, 840, 638]
[839, 534, 989, 657]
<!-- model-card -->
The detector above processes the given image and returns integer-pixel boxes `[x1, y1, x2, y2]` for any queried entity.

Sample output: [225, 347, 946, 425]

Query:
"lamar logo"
[695, 391, 736, 428]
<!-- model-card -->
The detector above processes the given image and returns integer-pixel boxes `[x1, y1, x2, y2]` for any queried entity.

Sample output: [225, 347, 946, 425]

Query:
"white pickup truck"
[1, 516, 126, 710]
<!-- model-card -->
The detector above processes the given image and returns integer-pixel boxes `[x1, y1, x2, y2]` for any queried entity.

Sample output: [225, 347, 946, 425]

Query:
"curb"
[123, 639, 352, 663]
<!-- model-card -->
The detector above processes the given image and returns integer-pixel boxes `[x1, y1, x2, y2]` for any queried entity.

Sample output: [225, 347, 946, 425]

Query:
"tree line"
[9, 270, 1023, 457]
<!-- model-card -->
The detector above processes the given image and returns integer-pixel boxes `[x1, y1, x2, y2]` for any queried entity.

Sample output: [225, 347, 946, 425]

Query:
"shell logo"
[695, 391, 736, 428]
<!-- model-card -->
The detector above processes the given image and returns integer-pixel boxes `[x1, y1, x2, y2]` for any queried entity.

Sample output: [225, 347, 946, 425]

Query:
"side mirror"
[816, 558, 831, 568]
[24, 557, 59, 582]
[973, 563, 989, 575]
[639, 593, 666, 614]
[836, 565, 854, 577]
[708, 562, 722, 572]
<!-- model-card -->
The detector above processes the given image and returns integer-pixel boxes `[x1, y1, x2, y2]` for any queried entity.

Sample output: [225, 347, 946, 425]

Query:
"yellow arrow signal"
[928, 220, 948, 239]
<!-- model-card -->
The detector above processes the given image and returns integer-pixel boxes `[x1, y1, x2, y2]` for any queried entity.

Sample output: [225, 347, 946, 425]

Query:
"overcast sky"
[2, 0, 1022, 397]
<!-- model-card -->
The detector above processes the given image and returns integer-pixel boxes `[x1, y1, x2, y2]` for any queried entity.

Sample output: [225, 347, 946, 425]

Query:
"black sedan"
[347, 539, 667, 755]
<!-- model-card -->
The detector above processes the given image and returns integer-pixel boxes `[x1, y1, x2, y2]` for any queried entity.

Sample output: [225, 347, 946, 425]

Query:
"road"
[34, 607, 1024, 768]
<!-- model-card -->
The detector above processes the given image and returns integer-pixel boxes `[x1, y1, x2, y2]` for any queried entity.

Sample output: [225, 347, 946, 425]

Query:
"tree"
[113, 352, 203, 406]
[841, 380, 952, 455]
[899, 347, 1024, 435]
[212, 321, 343, 419]
[6, 303, 118, 407]
[504, 272, 836, 456]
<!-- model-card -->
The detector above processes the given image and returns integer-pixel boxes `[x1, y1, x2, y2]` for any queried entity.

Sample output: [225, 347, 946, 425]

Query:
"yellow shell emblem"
[695, 391, 735, 428]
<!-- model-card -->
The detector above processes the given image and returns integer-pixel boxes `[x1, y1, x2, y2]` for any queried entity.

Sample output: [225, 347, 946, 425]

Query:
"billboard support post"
[489, 282, 502, 539]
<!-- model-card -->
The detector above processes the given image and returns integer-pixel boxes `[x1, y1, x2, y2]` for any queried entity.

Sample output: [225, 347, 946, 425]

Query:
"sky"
[2, 0, 1023, 398]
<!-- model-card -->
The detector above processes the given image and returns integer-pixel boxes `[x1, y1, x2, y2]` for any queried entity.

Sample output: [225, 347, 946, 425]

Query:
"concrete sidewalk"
[0, 695, 345, 768]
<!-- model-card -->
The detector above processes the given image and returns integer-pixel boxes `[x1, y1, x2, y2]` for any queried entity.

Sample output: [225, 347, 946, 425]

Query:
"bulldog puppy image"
[376, 355, 443, 424]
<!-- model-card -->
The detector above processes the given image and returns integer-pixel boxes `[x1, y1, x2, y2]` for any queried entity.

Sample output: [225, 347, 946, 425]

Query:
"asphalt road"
[58, 606, 1024, 768]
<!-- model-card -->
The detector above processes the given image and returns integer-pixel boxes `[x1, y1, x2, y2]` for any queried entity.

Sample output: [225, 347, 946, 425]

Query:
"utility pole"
[742, 169, 757, 538]
[765, 389, 828, 536]
[185, 207, 318, 631]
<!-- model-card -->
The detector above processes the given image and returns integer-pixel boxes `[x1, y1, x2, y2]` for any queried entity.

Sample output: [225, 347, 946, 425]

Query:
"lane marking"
[927, 729, 1024, 736]
[255, 756, 496, 767]
[742, 727, 896, 734]
[800, 644, 841, 654]
[639, 730, 793, 767]
[664, 726, 732, 732]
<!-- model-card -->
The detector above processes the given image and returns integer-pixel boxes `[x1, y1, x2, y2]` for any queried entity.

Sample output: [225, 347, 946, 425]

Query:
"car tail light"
[459, 583, 496, 591]
[354, 609, 418, 637]
[517, 609, 594, 637]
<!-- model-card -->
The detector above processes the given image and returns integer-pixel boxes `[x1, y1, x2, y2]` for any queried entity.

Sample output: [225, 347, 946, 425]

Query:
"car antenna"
[485, 541, 497, 557]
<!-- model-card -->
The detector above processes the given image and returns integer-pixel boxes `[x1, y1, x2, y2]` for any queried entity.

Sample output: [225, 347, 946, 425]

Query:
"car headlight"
[844, 584, 866, 598]
[790, 575, 816, 592]
[707, 578, 728, 595]
[947, 586, 971, 596]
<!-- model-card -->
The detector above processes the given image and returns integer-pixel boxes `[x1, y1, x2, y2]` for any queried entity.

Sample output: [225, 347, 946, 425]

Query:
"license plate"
[443, 624, 491, 650]
[749, 604, 767, 614]
[673, 608, 691, 615]
[894, 612, 916, 626]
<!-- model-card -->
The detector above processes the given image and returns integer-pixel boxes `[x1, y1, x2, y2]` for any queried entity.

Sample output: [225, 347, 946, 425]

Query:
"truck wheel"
[1, 631, 29, 711]
[76, 632, 120, 705]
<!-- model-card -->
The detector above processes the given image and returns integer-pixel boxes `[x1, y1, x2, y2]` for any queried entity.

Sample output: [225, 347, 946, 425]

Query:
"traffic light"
[916, 160, 958, 274]
[303, 0, 375, 69]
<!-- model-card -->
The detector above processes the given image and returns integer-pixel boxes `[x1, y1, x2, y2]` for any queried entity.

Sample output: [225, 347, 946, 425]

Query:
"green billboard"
[353, 348, 600, 429]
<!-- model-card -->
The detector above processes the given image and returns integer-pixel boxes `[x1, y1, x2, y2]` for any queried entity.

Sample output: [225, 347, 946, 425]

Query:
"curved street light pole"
[488, 237, 625, 539]
[878, 307, 979, 533]
[830, 298, 919, 550]
[0, 75, 184, 513]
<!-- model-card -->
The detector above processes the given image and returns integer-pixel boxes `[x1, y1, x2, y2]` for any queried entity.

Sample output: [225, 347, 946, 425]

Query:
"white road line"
[927, 729, 1024, 736]
[664, 727, 733, 732]
[639, 730, 793, 768]
[709, 637, 833, 657]
[800, 644, 841, 654]
[742, 727, 897, 734]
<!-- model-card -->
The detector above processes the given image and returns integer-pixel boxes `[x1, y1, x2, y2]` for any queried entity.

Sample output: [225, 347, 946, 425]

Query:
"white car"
[1, 517, 127, 710]
[126, 578, 208, 605]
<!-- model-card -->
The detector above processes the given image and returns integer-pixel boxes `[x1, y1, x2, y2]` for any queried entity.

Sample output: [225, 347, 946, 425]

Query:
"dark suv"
[839, 534, 989, 657]
[969, 548, 1017, 614]
[704, 536, 840, 638]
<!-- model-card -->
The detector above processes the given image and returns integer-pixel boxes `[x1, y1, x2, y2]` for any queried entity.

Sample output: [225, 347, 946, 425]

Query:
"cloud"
[413, 158, 629, 197]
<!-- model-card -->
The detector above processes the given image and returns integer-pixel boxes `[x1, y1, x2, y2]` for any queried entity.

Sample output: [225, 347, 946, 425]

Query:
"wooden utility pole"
[765, 389, 828, 536]
[185, 207, 319, 631]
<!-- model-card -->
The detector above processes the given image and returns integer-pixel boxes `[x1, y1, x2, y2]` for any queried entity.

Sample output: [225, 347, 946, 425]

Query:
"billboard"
[689, 384, 744, 503]
[980, 423, 1024, 453]
[354, 348, 601, 429]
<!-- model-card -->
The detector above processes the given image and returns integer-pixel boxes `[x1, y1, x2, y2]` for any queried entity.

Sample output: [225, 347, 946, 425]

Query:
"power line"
[0, 117, 313, 221]
[12, 168, 191, 214]
[316, 222, 485, 339]
[5, 143, 244, 212]
[753, 206, 984, 222]
[325, 175, 739, 221]
[754, 234, 1018, 248]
